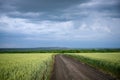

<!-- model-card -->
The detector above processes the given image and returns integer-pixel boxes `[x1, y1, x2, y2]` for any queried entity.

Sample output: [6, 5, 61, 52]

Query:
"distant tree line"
[0, 48, 120, 53]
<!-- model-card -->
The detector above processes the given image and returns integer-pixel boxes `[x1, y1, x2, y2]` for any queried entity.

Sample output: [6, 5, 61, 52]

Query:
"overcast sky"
[0, 0, 120, 48]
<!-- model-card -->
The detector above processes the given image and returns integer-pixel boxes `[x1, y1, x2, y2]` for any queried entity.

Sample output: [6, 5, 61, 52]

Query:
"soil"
[50, 55, 117, 80]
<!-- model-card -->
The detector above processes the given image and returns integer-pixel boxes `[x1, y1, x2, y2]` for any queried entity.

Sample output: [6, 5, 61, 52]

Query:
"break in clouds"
[0, 0, 120, 48]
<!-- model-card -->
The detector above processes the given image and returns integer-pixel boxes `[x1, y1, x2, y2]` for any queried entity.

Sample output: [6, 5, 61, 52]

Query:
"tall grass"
[0, 53, 54, 80]
[65, 53, 120, 79]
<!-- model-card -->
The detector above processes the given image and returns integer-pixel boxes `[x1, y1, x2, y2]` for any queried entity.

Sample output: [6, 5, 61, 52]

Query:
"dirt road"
[51, 55, 116, 80]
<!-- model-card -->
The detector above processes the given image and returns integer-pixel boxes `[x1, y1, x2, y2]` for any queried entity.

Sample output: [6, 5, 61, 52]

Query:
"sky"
[0, 0, 120, 48]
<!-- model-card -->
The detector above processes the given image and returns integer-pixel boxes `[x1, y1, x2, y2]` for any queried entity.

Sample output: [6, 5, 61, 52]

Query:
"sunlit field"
[0, 53, 120, 80]
[78, 53, 120, 63]
[0, 53, 54, 80]
[65, 53, 120, 78]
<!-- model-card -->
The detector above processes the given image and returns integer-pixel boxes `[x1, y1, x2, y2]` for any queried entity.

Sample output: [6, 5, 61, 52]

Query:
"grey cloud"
[0, 0, 16, 13]
[0, 0, 90, 21]
[75, 0, 120, 19]
[1, 0, 119, 21]
[13, 0, 90, 12]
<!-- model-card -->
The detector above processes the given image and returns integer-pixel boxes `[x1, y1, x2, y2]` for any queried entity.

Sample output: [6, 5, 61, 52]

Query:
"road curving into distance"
[51, 55, 117, 80]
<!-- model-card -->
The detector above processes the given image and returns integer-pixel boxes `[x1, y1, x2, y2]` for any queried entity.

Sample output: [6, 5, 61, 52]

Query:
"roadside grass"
[64, 53, 120, 79]
[0, 53, 54, 80]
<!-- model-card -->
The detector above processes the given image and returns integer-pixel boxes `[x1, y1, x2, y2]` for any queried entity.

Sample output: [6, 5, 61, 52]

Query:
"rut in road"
[51, 55, 116, 80]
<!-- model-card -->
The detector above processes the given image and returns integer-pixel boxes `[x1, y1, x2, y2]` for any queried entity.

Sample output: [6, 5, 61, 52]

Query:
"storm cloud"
[0, 0, 120, 48]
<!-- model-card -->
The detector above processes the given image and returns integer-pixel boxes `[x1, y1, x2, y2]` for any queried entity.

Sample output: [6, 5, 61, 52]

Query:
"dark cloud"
[75, 0, 120, 19]
[1, 0, 120, 20]
[97, 3, 120, 13]
[0, 0, 91, 21]
[0, 0, 15, 14]
[0, 0, 120, 48]
[13, 0, 90, 12]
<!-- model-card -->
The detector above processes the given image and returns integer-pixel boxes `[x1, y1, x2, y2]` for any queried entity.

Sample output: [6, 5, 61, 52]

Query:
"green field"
[0, 53, 120, 80]
[65, 53, 120, 78]
[0, 53, 54, 80]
